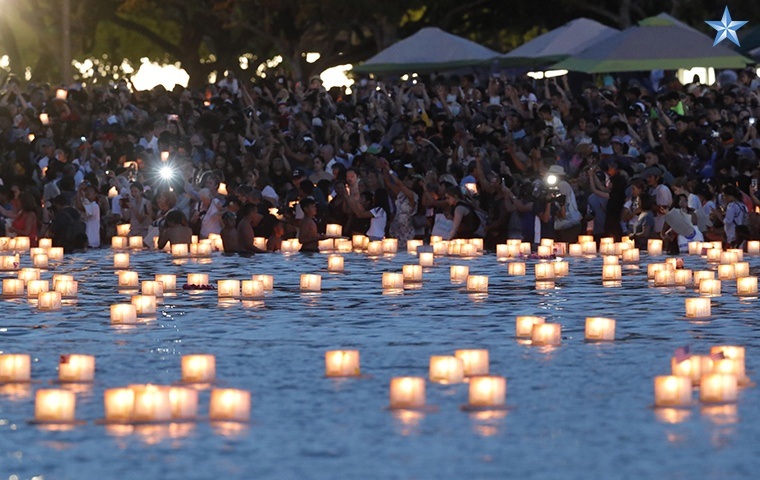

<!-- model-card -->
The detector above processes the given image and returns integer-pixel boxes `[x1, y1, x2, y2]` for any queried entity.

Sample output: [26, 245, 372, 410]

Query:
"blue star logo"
[706, 6, 748, 47]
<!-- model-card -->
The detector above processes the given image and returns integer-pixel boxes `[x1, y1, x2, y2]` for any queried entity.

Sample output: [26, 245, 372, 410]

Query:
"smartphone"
[752, 178, 758, 190]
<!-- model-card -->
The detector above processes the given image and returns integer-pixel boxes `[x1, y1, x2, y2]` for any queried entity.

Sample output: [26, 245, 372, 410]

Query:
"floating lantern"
[541, 238, 555, 248]
[520, 242, 532, 255]
[747, 240, 760, 255]
[720, 251, 738, 265]
[389, 377, 426, 410]
[325, 224, 342, 237]
[117, 271, 138, 289]
[717, 264, 736, 280]
[2, 278, 24, 297]
[654, 376, 692, 407]
[324, 350, 361, 377]
[0, 354, 30, 382]
[53, 279, 77, 299]
[30, 247, 45, 258]
[430, 236, 443, 244]
[713, 358, 746, 384]
[442, 241, 457, 256]
[599, 237, 614, 245]
[38, 238, 53, 249]
[672, 355, 713, 385]
[728, 249, 743, 261]
[58, 354, 95, 383]
[536, 245, 551, 257]
[217, 280, 240, 298]
[182, 354, 216, 383]
[508, 262, 526, 276]
[171, 244, 189, 257]
[352, 235, 369, 251]
[602, 264, 622, 281]
[0, 254, 19, 271]
[699, 279, 721, 296]
[688, 241, 703, 255]
[578, 235, 594, 244]
[155, 274, 176, 292]
[300, 274, 322, 292]
[209, 389, 250, 422]
[685, 298, 711, 318]
[418, 252, 434, 267]
[647, 239, 663, 255]
[585, 317, 616, 341]
[367, 241, 383, 257]
[693, 271, 715, 288]
[710, 346, 747, 381]
[110, 304, 137, 325]
[706, 248, 722, 263]
[516, 316, 545, 338]
[599, 243, 616, 255]
[402, 265, 422, 283]
[460, 243, 477, 257]
[281, 239, 301, 253]
[733, 262, 750, 278]
[27, 280, 49, 299]
[674, 269, 693, 286]
[190, 235, 199, 245]
[128, 236, 143, 249]
[18, 268, 41, 283]
[428, 356, 464, 384]
[466, 376, 506, 409]
[335, 239, 352, 253]
[382, 238, 398, 254]
[647, 263, 671, 280]
[553, 261, 569, 277]
[531, 323, 562, 346]
[13, 237, 30, 251]
[32, 253, 48, 269]
[318, 239, 334, 253]
[450, 265, 469, 282]
[454, 350, 489, 377]
[104, 388, 134, 423]
[700, 374, 738, 403]
[582, 241, 597, 255]
[35, 389, 76, 423]
[407, 239, 423, 254]
[241, 280, 264, 299]
[603, 255, 619, 265]
[496, 244, 509, 261]
[131, 295, 157, 315]
[141, 281, 164, 298]
[382, 272, 404, 291]
[115, 224, 131, 237]
[466, 275, 488, 293]
[38, 291, 61, 311]
[654, 269, 675, 287]
[190, 242, 212, 257]
[554, 242, 568, 256]
[131, 385, 172, 423]
[113, 253, 130, 269]
[469, 238, 484, 252]
[622, 248, 640, 263]
[167, 386, 198, 421]
[187, 273, 209, 286]
[568, 243, 583, 257]
[535, 263, 555, 281]
[252, 275, 273, 291]
[328, 255, 344, 273]
[253, 237, 267, 251]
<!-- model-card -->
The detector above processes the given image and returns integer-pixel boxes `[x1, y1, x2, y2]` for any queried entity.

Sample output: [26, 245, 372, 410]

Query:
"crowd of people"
[0, 65, 759, 254]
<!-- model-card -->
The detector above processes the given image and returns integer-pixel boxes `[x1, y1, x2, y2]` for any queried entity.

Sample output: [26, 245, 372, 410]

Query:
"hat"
[292, 169, 305, 179]
[547, 165, 565, 176]
[642, 167, 662, 178]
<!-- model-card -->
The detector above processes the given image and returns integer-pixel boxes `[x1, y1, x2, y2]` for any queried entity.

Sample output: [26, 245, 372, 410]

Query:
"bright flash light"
[159, 166, 174, 180]
[546, 174, 558, 186]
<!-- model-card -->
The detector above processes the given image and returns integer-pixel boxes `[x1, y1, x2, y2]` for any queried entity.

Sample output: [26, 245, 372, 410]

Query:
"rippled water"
[1, 249, 758, 480]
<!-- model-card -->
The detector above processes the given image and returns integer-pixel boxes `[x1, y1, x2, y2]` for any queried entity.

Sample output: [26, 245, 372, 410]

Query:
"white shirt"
[651, 184, 672, 233]
[81, 199, 100, 247]
[367, 207, 387, 240]
[200, 197, 223, 238]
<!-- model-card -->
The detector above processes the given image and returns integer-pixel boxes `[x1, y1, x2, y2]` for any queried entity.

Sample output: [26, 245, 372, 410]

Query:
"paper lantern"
[26, 279, 49, 299]
[113, 253, 130, 269]
[352, 235, 369, 251]
[402, 265, 422, 283]
[325, 224, 342, 237]
[171, 244, 189, 257]
[46, 247, 62, 261]
[187, 273, 209, 286]
[38, 291, 61, 311]
[693, 271, 715, 288]
[430, 236, 443, 244]
[324, 350, 361, 377]
[155, 274, 177, 292]
[622, 248, 640, 263]
[602, 264, 622, 281]
[131, 295, 157, 315]
[467, 376, 506, 408]
[0, 354, 31, 382]
[516, 316, 545, 338]
[381, 238, 398, 254]
[554, 242, 568, 256]
[217, 280, 240, 298]
[585, 317, 616, 341]
[454, 349, 489, 377]
[407, 239, 423, 254]
[2, 278, 24, 297]
[52, 274, 73, 285]
[0, 254, 19, 271]
[281, 239, 301, 253]
[52, 279, 78, 299]
[241, 280, 264, 299]
[38, 238, 53, 249]
[209, 389, 251, 422]
[599, 243, 616, 255]
[32, 253, 48, 269]
[13, 237, 30, 251]
[252, 237, 267, 251]
[428, 356, 464, 384]
[190, 242, 212, 257]
[58, 354, 95, 383]
[366, 241, 383, 257]
[603, 255, 619, 265]
[699, 279, 721, 296]
[128, 236, 143, 249]
[536, 245, 552, 257]
[717, 264, 736, 280]
[252, 275, 273, 291]
[29, 247, 45, 258]
[508, 262, 526, 276]
[531, 323, 562, 346]
[18, 268, 41, 283]
[335, 239, 352, 253]
[169, 387, 199, 420]
[318, 239, 334, 253]
[654, 269, 675, 287]
[674, 269, 693, 286]
[496, 244, 510, 261]
[450, 265, 469, 282]
[647, 239, 663, 255]
[110, 304, 137, 325]
[647, 263, 671, 280]
[535, 263, 556, 281]
[382, 272, 404, 291]
[568, 244, 583, 257]
[747, 240, 760, 254]
[576, 234, 592, 243]
[727, 249, 744, 261]
[553, 261, 569, 277]
[300, 274, 321, 292]
[706, 248, 722, 263]
[104, 388, 134, 423]
[466, 275, 488, 293]
[327, 255, 344, 273]
[141, 281, 164, 299]
[182, 354, 216, 383]
[520, 242, 532, 255]
[720, 251, 738, 265]
[733, 262, 750, 278]
[118, 271, 139, 288]
[685, 298, 711, 318]
[389, 377, 426, 409]
[700, 374, 738, 403]
[131, 385, 172, 423]
[654, 376, 692, 407]
[582, 241, 597, 255]
[712, 358, 746, 384]
[55, 88, 68, 100]
[541, 238, 555, 248]
[418, 252, 434, 267]
[460, 243, 477, 257]
[688, 241, 703, 255]
[672, 355, 713, 385]
[35, 389, 76, 423]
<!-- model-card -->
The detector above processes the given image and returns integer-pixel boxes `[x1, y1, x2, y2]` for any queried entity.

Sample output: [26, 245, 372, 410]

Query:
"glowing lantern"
[520, 242, 532, 255]
[131, 295, 157, 316]
[720, 251, 738, 264]
[622, 248, 640, 263]
[32, 254, 48, 269]
[466, 376, 506, 408]
[128, 236, 143, 249]
[428, 356, 464, 384]
[582, 241, 597, 255]
[508, 262, 526, 276]
[190, 242, 212, 257]
[389, 377, 426, 409]
[325, 224, 342, 237]
[187, 273, 209, 286]
[38, 238, 53, 249]
[418, 252, 434, 267]
[684, 298, 711, 318]
[45, 247, 63, 261]
[26, 279, 49, 299]
[155, 274, 177, 292]
[217, 280, 241, 298]
[382, 272, 404, 291]
[209, 388, 250, 422]
[335, 239, 352, 252]
[496, 244, 510, 261]
[693, 271, 715, 288]
[18, 268, 41, 283]
[516, 316, 545, 338]
[252, 275, 273, 291]
[700, 374, 738, 403]
[141, 281, 164, 298]
[253, 237, 267, 251]
[674, 269, 693, 286]
[699, 279, 721, 296]
[318, 239, 334, 253]
[402, 265, 422, 283]
[568, 244, 583, 257]
[747, 240, 760, 254]
[688, 241, 703, 255]
[733, 262, 750, 278]
[367, 241, 383, 256]
[110, 304, 137, 325]
[300, 274, 321, 292]
[717, 264, 735, 280]
[35, 389, 76, 423]
[585, 317, 615, 341]
[460, 243, 477, 257]
[324, 350, 361, 377]
[430, 236, 443, 244]
[169, 387, 198, 420]
[654, 376, 692, 407]
[553, 261, 569, 277]
[466, 275, 488, 293]
[647, 263, 671, 280]
[113, 253, 130, 269]
[531, 323, 562, 346]
[450, 265, 469, 282]
[454, 349, 489, 377]
[0, 254, 19, 271]
[352, 235, 369, 251]
[240, 279, 263, 299]
[603, 255, 619, 265]
[281, 239, 301, 253]
[672, 355, 713, 385]
[2, 279, 24, 297]
[407, 239, 423, 254]
[328, 255, 344, 273]
[647, 239, 663, 255]
[171, 244, 189, 257]
[104, 388, 134, 423]
[599, 243, 616, 255]
[654, 269, 675, 287]
[53, 279, 77, 299]
[535, 263, 555, 281]
[118, 271, 139, 288]
[602, 264, 622, 281]
[38, 291, 62, 311]
[706, 248, 722, 263]
[58, 354, 95, 383]
[131, 385, 171, 423]
[182, 354, 216, 383]
[13, 237, 30, 251]
[727, 249, 743, 261]
[0, 354, 31, 382]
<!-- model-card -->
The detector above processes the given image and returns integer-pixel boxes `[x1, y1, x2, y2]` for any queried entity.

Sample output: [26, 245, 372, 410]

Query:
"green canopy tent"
[553, 13, 753, 73]
[500, 18, 619, 68]
[352, 27, 499, 75]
